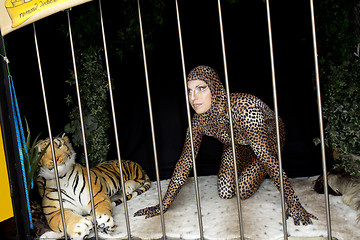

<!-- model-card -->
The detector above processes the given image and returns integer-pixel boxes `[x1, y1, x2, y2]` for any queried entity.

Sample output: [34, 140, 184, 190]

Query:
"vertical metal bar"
[137, 1, 167, 239]
[216, 1, 245, 240]
[32, 23, 68, 240]
[66, 11, 99, 240]
[309, 1, 332, 239]
[97, 1, 132, 239]
[175, 0, 204, 239]
[264, 1, 288, 239]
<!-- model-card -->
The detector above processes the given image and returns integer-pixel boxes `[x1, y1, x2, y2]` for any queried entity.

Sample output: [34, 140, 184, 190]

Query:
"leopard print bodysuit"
[134, 65, 317, 225]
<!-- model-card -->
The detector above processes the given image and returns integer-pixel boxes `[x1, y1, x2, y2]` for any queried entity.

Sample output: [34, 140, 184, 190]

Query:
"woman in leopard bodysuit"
[134, 65, 317, 225]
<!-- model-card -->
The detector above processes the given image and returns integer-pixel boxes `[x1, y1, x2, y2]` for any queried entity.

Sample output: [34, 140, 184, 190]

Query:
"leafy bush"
[65, 48, 111, 167]
[313, 0, 360, 176]
[318, 58, 360, 176]
[61, 1, 167, 167]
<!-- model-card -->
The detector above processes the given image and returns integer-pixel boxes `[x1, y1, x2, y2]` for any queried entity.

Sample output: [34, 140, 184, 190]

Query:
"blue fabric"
[8, 75, 33, 228]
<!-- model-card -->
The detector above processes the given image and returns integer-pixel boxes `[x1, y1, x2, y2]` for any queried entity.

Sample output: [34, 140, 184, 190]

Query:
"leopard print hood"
[187, 65, 228, 121]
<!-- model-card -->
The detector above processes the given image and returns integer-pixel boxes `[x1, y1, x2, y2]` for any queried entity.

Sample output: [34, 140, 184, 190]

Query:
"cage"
[0, 0, 359, 240]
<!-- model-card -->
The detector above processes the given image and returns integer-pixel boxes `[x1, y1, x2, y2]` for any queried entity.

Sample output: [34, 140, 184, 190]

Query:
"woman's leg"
[217, 144, 238, 199]
[237, 148, 267, 199]
[217, 144, 267, 200]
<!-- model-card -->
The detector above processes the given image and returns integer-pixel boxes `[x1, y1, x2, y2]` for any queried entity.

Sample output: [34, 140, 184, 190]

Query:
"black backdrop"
[2, 0, 326, 181]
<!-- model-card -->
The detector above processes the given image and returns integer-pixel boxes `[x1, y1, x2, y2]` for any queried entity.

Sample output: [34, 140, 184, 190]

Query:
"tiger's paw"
[96, 214, 115, 234]
[70, 216, 93, 240]
[39, 231, 64, 240]
[125, 180, 138, 195]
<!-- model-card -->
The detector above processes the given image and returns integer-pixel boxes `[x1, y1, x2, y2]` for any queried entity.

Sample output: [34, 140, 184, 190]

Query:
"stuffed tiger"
[36, 135, 151, 240]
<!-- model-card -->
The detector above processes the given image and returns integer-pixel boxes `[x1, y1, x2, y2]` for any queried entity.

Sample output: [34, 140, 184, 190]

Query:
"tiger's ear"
[62, 135, 70, 143]
[35, 139, 45, 151]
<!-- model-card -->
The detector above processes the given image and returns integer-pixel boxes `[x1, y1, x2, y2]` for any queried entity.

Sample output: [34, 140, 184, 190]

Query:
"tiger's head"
[36, 135, 76, 179]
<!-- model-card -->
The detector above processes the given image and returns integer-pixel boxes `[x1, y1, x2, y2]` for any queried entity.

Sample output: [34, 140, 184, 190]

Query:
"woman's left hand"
[286, 202, 318, 225]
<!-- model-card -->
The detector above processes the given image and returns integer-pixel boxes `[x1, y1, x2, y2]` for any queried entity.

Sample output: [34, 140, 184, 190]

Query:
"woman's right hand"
[134, 204, 168, 219]
[134, 132, 196, 219]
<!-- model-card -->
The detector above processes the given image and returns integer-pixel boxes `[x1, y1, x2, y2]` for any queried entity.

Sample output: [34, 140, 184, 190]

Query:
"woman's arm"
[236, 104, 317, 225]
[134, 122, 203, 218]
[254, 142, 317, 225]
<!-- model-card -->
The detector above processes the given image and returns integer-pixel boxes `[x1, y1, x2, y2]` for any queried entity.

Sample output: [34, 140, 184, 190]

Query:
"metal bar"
[137, 0, 167, 239]
[32, 23, 68, 240]
[97, 0, 132, 239]
[66, 10, 99, 240]
[309, 1, 332, 239]
[175, 0, 204, 239]
[264, 1, 288, 239]
[216, 1, 245, 239]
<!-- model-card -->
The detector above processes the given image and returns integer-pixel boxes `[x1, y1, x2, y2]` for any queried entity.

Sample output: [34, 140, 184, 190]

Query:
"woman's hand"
[286, 202, 318, 225]
[134, 204, 168, 219]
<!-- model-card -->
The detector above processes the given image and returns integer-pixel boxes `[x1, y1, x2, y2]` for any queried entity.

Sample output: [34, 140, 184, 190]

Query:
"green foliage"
[65, 48, 111, 166]
[62, 1, 167, 166]
[313, 0, 360, 176]
[315, 0, 356, 67]
[107, 0, 166, 62]
[66, 1, 166, 60]
[23, 120, 48, 190]
[318, 58, 360, 176]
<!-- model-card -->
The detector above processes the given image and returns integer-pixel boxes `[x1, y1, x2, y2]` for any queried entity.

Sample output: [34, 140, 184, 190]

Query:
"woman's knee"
[218, 188, 235, 199]
[217, 178, 235, 199]
[238, 189, 253, 200]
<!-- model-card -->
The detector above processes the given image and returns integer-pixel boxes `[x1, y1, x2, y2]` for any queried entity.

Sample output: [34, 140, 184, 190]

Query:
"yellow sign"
[0, 0, 92, 36]
[5, 0, 70, 28]
[0, 125, 14, 222]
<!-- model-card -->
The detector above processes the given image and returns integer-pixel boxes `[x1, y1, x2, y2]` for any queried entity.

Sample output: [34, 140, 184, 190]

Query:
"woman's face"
[187, 80, 212, 114]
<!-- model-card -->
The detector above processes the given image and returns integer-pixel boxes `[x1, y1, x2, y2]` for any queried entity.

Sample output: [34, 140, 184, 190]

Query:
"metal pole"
[33, 23, 68, 240]
[137, 0, 167, 239]
[309, 1, 332, 239]
[175, 0, 204, 239]
[97, 1, 132, 239]
[66, 10, 99, 240]
[264, 1, 288, 239]
[217, 1, 245, 239]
